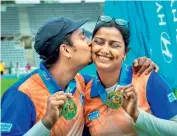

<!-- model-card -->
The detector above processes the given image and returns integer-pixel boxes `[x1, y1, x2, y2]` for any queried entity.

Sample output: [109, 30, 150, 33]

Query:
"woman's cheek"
[112, 49, 125, 60]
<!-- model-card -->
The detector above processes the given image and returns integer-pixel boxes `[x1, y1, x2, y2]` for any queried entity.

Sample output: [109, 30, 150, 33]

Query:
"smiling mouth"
[97, 55, 113, 61]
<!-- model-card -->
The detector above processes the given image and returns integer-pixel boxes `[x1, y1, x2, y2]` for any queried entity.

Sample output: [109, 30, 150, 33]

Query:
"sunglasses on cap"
[96, 15, 129, 29]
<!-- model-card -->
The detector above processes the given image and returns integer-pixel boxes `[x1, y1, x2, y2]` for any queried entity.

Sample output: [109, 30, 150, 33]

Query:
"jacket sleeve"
[1, 89, 36, 136]
[146, 71, 177, 119]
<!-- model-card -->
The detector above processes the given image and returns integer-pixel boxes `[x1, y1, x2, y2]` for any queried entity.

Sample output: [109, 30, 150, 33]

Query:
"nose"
[87, 39, 92, 51]
[88, 41, 92, 47]
[86, 37, 92, 46]
[101, 44, 109, 55]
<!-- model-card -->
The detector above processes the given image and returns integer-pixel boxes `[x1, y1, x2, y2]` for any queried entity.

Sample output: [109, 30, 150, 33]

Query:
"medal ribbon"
[38, 69, 77, 95]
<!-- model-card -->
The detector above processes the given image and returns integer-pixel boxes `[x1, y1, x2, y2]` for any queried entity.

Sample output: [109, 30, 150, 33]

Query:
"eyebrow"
[94, 37, 104, 40]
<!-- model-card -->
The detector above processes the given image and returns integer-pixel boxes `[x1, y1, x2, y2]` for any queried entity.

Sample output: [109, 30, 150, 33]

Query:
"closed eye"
[111, 44, 121, 48]
[94, 39, 104, 45]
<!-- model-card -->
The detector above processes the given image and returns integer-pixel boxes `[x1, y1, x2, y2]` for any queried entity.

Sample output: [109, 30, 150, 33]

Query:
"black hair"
[44, 33, 73, 68]
[92, 20, 130, 51]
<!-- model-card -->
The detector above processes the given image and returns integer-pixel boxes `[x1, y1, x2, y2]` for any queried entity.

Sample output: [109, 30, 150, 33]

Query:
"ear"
[122, 48, 129, 60]
[125, 47, 129, 55]
[60, 44, 72, 59]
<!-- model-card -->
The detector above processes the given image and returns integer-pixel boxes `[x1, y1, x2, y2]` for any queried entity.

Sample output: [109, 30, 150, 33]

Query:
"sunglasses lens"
[100, 16, 112, 23]
[115, 19, 128, 26]
[96, 16, 129, 29]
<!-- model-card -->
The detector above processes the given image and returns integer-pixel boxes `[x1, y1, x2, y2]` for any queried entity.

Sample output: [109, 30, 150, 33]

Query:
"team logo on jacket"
[168, 92, 177, 103]
[88, 110, 99, 120]
[1, 123, 13, 132]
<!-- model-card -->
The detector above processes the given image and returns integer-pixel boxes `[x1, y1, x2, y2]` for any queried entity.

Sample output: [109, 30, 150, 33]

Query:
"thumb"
[65, 93, 73, 99]
[116, 86, 126, 93]
[133, 59, 139, 67]
[155, 65, 159, 73]
[116, 87, 122, 92]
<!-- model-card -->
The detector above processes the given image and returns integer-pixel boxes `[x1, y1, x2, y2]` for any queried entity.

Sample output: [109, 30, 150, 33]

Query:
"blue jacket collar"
[90, 72, 104, 97]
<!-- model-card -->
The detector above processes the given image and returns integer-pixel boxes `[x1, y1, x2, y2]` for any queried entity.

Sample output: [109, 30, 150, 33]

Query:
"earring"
[68, 56, 71, 60]
[122, 57, 126, 61]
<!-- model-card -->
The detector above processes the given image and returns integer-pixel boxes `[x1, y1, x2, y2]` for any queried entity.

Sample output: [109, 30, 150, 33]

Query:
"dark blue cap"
[34, 17, 89, 59]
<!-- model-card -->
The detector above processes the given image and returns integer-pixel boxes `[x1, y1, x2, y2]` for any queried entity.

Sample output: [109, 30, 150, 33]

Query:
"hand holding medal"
[119, 84, 139, 121]
[42, 91, 67, 129]
[42, 91, 77, 131]
[106, 84, 137, 112]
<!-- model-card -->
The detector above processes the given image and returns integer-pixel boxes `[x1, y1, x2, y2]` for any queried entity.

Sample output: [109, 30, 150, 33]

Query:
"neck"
[98, 67, 121, 88]
[48, 61, 81, 89]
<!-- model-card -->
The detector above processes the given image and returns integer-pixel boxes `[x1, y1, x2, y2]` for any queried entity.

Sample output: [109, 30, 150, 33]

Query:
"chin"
[96, 63, 112, 71]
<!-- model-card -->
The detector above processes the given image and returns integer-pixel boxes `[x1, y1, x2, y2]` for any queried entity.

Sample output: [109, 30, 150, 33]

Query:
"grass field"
[1, 78, 19, 97]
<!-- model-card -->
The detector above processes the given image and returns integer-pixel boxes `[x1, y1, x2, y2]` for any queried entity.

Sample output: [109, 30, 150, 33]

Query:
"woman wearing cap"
[84, 16, 177, 136]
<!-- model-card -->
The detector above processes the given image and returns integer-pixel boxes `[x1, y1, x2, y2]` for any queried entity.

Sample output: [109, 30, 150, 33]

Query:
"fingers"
[117, 84, 133, 91]
[136, 58, 151, 76]
[124, 90, 137, 100]
[142, 62, 159, 75]
[124, 87, 136, 99]
[51, 91, 65, 100]
[48, 98, 65, 110]
[48, 91, 68, 108]
[154, 63, 159, 73]
[49, 91, 74, 103]
[133, 59, 139, 68]
[133, 57, 143, 74]
[133, 57, 160, 76]
[137, 57, 147, 67]
[65, 93, 73, 99]
[118, 84, 137, 100]
[49, 91, 74, 101]
[53, 91, 65, 96]
[55, 95, 67, 102]
[49, 91, 66, 100]
[52, 100, 65, 107]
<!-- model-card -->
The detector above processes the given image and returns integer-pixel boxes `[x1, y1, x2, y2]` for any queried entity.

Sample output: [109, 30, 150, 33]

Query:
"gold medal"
[61, 99, 77, 120]
[106, 91, 124, 109]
